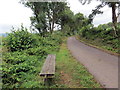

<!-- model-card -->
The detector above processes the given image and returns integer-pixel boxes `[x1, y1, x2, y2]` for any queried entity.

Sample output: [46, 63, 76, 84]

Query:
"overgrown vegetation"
[2, 26, 63, 88]
[78, 23, 120, 53]
[4, 26, 37, 52]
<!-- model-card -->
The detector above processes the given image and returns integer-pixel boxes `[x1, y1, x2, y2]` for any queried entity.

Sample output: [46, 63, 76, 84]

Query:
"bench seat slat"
[40, 54, 55, 76]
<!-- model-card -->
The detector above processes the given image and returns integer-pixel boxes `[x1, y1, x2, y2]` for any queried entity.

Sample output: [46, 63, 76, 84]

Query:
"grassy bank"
[77, 23, 119, 55]
[76, 36, 119, 56]
[54, 38, 101, 88]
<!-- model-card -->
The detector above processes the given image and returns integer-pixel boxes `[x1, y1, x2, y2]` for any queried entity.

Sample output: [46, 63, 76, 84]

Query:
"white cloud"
[67, 0, 112, 26]
[93, 5, 112, 26]
[67, 0, 102, 15]
[0, 0, 33, 33]
[0, 0, 113, 33]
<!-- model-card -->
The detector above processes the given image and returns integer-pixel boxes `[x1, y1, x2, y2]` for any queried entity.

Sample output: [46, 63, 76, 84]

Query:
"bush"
[4, 26, 36, 52]
[78, 23, 119, 53]
[2, 30, 63, 88]
[2, 52, 42, 88]
[25, 47, 48, 56]
[2, 52, 27, 64]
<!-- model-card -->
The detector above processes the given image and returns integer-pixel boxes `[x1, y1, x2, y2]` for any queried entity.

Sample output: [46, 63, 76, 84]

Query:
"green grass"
[0, 36, 2, 48]
[54, 38, 101, 88]
[76, 36, 119, 56]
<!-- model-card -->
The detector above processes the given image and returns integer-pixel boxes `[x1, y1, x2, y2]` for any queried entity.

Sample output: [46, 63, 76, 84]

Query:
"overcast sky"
[0, 0, 112, 33]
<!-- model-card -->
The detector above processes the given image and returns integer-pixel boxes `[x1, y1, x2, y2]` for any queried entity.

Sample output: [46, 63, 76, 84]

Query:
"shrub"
[78, 23, 119, 52]
[2, 29, 63, 88]
[4, 26, 36, 52]
[25, 47, 48, 56]
[2, 52, 42, 88]
[2, 52, 27, 64]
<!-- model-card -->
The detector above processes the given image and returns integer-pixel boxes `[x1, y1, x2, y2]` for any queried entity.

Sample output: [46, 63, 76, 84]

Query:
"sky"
[0, 0, 112, 33]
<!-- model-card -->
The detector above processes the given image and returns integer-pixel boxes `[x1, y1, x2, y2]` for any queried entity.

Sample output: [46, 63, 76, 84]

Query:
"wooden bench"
[39, 54, 56, 79]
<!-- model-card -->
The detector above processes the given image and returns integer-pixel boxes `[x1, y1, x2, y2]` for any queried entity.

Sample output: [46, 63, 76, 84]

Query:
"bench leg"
[43, 75, 53, 86]
[43, 75, 49, 86]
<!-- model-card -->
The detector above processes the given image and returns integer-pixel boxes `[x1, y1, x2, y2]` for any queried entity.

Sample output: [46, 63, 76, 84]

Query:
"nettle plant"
[5, 26, 36, 52]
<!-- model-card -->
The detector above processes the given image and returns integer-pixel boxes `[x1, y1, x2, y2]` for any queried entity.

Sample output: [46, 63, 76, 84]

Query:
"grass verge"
[76, 36, 119, 56]
[54, 38, 101, 88]
[0, 36, 2, 48]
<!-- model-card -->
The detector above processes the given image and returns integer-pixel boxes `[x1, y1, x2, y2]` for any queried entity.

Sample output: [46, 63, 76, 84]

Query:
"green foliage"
[25, 47, 47, 56]
[63, 25, 71, 36]
[2, 28, 63, 88]
[4, 26, 36, 52]
[74, 13, 89, 29]
[79, 23, 119, 53]
[22, 1, 89, 36]
[2, 53, 40, 88]
[61, 11, 89, 36]
[22, 2, 68, 35]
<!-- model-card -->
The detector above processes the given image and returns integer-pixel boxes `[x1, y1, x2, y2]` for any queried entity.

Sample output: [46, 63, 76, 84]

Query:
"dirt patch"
[54, 67, 81, 88]
[59, 71, 80, 88]
[60, 71, 71, 84]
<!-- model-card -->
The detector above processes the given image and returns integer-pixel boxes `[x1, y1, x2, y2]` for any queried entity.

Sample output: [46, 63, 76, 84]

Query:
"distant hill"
[0, 33, 8, 37]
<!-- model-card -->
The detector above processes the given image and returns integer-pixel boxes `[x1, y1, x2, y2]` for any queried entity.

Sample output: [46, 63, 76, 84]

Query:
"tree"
[88, 3, 106, 23]
[21, 1, 67, 35]
[78, 0, 120, 37]
[79, 0, 92, 4]
[74, 13, 89, 33]
[117, 4, 120, 22]
[24, 2, 48, 35]
[60, 7, 74, 31]
[59, 7, 89, 35]
[79, 0, 120, 23]
[46, 2, 67, 33]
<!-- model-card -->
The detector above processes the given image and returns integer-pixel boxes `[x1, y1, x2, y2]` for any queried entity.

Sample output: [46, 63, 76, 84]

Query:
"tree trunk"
[51, 10, 55, 33]
[51, 17, 55, 33]
[111, 3, 118, 37]
[47, 9, 52, 33]
[34, 3, 42, 34]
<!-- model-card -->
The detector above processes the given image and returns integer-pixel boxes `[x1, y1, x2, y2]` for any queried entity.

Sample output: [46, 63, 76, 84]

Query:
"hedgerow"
[79, 23, 119, 53]
[2, 27, 63, 88]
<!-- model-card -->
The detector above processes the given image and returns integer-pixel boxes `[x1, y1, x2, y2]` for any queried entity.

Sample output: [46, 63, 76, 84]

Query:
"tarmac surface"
[67, 37, 118, 88]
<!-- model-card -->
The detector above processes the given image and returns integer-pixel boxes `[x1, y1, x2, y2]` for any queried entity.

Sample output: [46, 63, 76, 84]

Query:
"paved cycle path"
[67, 37, 118, 88]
